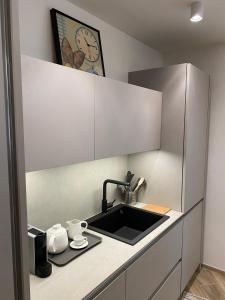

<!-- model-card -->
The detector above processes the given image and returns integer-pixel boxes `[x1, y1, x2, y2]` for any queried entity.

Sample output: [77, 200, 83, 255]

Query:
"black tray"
[48, 232, 102, 267]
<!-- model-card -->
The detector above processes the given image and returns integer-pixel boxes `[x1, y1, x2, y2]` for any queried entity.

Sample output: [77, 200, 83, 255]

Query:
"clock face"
[75, 27, 100, 62]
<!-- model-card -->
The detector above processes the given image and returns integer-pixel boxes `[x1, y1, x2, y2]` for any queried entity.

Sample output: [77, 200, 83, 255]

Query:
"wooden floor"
[183, 292, 208, 300]
[185, 266, 225, 300]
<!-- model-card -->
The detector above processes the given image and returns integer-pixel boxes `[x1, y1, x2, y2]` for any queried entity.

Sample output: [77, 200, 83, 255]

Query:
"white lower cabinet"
[93, 273, 126, 300]
[151, 262, 181, 300]
[93, 209, 203, 300]
[126, 222, 182, 300]
[181, 201, 203, 291]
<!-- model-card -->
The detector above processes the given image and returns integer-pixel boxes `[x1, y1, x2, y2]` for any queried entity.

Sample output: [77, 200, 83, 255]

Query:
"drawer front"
[93, 273, 126, 300]
[126, 221, 182, 300]
[151, 262, 181, 300]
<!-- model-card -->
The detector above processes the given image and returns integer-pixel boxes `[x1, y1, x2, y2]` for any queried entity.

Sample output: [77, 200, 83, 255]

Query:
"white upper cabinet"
[22, 56, 162, 171]
[22, 56, 95, 172]
[94, 76, 162, 159]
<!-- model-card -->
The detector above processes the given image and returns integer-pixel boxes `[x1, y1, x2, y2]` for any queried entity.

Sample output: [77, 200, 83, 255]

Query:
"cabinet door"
[93, 273, 125, 300]
[182, 201, 203, 291]
[126, 222, 182, 300]
[22, 56, 94, 171]
[151, 262, 181, 300]
[95, 76, 162, 160]
[183, 65, 209, 211]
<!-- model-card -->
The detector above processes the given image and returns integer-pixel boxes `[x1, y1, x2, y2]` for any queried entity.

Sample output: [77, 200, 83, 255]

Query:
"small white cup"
[73, 234, 87, 246]
[66, 219, 88, 240]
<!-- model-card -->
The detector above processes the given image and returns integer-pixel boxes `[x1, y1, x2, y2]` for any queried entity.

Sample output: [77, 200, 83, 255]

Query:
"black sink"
[87, 204, 169, 245]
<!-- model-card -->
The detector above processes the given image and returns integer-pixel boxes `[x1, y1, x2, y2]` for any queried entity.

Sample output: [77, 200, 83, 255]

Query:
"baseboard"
[202, 263, 225, 275]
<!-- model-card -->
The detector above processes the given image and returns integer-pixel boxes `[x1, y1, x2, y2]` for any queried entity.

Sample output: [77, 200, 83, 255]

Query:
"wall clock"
[50, 9, 105, 76]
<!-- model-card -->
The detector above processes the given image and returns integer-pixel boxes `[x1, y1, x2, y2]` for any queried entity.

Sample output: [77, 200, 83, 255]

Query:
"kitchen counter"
[30, 205, 183, 300]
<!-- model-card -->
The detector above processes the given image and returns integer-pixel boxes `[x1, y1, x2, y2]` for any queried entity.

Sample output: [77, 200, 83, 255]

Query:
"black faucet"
[102, 179, 131, 213]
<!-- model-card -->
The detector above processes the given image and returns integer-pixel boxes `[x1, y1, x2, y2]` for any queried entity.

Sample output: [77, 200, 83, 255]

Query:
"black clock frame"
[50, 8, 105, 76]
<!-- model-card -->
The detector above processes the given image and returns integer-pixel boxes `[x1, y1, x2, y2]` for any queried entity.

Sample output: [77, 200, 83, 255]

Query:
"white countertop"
[30, 204, 183, 300]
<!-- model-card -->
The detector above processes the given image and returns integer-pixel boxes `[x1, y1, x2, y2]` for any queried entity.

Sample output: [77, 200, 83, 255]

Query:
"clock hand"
[84, 37, 89, 46]
[84, 37, 97, 49]
[88, 44, 98, 50]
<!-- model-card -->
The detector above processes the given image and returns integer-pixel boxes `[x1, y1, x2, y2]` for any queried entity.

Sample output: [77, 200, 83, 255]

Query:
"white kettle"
[46, 224, 68, 254]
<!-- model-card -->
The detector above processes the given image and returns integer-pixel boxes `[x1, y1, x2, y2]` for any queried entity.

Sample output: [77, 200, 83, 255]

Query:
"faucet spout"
[102, 179, 131, 213]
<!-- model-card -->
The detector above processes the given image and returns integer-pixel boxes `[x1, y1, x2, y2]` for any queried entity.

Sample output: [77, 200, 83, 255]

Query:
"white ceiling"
[69, 0, 225, 52]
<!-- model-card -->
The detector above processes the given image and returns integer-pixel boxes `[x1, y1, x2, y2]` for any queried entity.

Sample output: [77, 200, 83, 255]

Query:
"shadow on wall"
[128, 150, 182, 211]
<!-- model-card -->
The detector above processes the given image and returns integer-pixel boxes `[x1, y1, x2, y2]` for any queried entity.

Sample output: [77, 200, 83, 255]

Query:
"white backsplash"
[26, 156, 128, 230]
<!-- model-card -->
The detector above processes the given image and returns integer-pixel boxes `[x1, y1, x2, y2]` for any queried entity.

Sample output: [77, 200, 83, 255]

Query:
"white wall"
[19, 0, 163, 230]
[165, 43, 225, 271]
[19, 0, 163, 82]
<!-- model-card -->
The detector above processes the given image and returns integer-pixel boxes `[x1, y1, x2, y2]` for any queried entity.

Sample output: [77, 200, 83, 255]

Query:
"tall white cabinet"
[184, 66, 209, 211]
[129, 64, 209, 292]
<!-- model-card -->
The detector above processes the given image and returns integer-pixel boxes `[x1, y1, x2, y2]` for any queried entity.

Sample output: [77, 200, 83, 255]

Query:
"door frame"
[0, 0, 30, 299]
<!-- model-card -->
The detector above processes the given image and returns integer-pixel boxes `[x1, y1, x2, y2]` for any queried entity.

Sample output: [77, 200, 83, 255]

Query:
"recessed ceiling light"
[190, 1, 204, 22]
